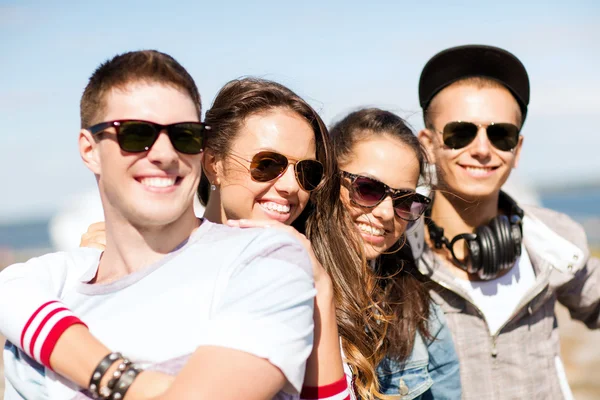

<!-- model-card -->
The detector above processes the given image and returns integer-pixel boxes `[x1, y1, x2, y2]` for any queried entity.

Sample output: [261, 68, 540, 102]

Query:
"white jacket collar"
[522, 213, 586, 273]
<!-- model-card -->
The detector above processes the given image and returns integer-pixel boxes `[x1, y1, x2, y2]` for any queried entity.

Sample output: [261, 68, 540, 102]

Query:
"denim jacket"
[377, 303, 461, 399]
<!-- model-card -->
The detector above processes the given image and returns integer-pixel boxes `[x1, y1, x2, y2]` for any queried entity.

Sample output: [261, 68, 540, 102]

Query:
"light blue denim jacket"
[377, 302, 461, 399]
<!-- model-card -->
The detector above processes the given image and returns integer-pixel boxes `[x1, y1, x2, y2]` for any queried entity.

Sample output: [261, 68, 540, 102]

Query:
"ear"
[512, 135, 524, 169]
[201, 149, 221, 185]
[418, 128, 437, 164]
[79, 129, 101, 175]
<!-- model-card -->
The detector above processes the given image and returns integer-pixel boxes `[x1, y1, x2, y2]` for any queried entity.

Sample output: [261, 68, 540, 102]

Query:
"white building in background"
[48, 189, 206, 252]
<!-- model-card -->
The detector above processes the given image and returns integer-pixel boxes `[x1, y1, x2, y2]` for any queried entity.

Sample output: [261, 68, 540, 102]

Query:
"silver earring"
[210, 184, 216, 191]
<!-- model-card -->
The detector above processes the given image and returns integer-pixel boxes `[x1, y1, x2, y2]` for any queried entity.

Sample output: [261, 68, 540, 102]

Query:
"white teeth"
[465, 166, 493, 176]
[140, 177, 177, 188]
[356, 222, 385, 237]
[259, 202, 291, 214]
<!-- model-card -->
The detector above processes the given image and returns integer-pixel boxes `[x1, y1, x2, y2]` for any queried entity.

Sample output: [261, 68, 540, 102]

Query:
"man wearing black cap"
[411, 44, 600, 399]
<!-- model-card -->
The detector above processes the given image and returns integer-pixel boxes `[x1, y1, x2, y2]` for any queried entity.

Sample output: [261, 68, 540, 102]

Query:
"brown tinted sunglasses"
[230, 151, 324, 192]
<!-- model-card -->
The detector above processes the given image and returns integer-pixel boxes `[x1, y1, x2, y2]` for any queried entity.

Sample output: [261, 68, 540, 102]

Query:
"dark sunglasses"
[230, 151, 325, 192]
[439, 121, 520, 151]
[88, 119, 210, 154]
[341, 171, 431, 221]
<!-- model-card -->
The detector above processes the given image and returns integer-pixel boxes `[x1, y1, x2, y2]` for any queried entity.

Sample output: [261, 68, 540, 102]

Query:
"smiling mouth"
[461, 166, 498, 176]
[258, 201, 291, 215]
[356, 222, 385, 237]
[138, 177, 181, 188]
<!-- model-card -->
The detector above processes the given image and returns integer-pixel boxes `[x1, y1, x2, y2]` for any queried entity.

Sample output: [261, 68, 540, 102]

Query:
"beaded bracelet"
[109, 364, 143, 400]
[88, 352, 122, 399]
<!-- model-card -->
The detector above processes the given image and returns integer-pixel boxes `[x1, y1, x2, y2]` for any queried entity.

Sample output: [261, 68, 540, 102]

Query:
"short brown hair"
[80, 50, 201, 128]
[424, 76, 523, 130]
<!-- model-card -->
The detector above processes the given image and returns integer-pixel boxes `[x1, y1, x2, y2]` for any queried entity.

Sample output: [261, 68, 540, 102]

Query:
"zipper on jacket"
[488, 269, 551, 351]
[432, 269, 550, 358]
[434, 278, 499, 358]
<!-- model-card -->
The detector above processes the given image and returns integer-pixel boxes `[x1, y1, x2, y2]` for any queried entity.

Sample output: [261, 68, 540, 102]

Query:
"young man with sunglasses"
[0, 50, 317, 399]
[411, 44, 600, 399]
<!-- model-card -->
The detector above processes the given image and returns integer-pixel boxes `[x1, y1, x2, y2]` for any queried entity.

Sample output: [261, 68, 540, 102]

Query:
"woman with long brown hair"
[330, 108, 461, 399]
[194, 77, 380, 398]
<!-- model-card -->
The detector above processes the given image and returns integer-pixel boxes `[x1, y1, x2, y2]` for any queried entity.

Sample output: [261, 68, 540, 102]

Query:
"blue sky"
[1, 0, 599, 222]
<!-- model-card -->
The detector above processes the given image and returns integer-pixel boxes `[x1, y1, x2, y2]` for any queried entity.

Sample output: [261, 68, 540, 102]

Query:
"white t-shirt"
[453, 244, 536, 335]
[1, 220, 316, 399]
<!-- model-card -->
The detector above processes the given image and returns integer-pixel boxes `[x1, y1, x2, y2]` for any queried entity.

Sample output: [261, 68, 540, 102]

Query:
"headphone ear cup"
[491, 215, 513, 270]
[511, 221, 523, 258]
[477, 225, 498, 280]
[464, 236, 481, 275]
[500, 190, 524, 261]
[488, 217, 505, 269]
[501, 215, 517, 270]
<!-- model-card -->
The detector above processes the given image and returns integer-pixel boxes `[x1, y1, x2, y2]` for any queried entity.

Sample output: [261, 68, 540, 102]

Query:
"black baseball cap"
[419, 44, 530, 122]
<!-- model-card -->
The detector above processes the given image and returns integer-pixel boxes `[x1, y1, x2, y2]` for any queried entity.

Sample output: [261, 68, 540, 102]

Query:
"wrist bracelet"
[100, 359, 132, 398]
[110, 364, 143, 400]
[89, 352, 122, 399]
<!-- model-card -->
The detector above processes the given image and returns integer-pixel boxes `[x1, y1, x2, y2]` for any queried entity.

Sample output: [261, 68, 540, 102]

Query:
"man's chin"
[453, 187, 501, 203]
[440, 172, 506, 199]
[128, 205, 193, 228]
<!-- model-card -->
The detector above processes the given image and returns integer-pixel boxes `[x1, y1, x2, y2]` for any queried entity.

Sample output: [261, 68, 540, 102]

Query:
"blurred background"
[0, 0, 598, 398]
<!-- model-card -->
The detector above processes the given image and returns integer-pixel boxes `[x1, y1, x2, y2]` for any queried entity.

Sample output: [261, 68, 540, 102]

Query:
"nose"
[371, 195, 395, 223]
[470, 126, 492, 159]
[274, 164, 300, 195]
[146, 131, 179, 167]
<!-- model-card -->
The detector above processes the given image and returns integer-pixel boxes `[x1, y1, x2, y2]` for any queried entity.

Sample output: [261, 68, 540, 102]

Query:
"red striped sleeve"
[29, 307, 69, 356]
[19, 300, 87, 368]
[300, 376, 351, 400]
[20, 300, 58, 350]
[40, 316, 87, 367]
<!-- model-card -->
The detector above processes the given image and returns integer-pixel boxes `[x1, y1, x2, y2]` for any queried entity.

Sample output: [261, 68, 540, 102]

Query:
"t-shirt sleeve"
[196, 229, 316, 394]
[0, 250, 95, 367]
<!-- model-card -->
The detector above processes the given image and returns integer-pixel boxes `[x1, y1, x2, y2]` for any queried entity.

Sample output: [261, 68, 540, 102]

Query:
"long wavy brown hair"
[330, 108, 432, 371]
[198, 78, 390, 398]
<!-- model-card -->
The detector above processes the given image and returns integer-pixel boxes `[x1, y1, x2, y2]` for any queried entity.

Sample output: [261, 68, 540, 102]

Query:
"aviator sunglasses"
[438, 121, 520, 151]
[341, 171, 431, 221]
[88, 119, 210, 154]
[230, 151, 325, 192]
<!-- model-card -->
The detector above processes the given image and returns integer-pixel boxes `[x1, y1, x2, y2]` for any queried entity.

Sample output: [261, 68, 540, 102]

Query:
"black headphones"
[426, 191, 524, 280]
